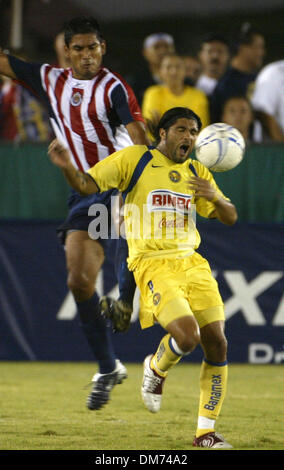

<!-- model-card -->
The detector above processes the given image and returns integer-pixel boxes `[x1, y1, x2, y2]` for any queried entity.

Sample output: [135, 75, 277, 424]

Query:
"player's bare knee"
[203, 335, 228, 362]
[67, 271, 94, 301]
[176, 326, 200, 354]
[213, 334, 227, 356]
[218, 335, 228, 357]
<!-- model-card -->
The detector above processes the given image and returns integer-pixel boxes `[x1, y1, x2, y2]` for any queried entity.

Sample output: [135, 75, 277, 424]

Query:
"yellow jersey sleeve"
[192, 161, 230, 219]
[87, 145, 148, 193]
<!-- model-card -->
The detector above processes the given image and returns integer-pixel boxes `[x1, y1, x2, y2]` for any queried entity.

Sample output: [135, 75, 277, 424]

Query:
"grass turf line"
[1, 362, 283, 450]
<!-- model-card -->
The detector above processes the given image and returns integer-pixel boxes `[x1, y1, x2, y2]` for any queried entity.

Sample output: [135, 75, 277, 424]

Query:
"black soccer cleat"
[87, 360, 127, 411]
[100, 297, 132, 333]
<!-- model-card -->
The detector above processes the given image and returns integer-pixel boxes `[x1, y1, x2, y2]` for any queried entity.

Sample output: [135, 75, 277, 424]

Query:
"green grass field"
[1, 362, 283, 451]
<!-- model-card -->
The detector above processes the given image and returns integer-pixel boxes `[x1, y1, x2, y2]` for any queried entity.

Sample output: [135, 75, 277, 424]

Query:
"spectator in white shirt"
[251, 60, 284, 142]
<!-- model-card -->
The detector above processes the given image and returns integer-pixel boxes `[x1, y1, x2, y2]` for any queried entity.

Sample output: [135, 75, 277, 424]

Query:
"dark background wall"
[1, 0, 284, 75]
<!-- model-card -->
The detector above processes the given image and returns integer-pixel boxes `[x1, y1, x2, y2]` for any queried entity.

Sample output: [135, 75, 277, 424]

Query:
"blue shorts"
[57, 188, 118, 250]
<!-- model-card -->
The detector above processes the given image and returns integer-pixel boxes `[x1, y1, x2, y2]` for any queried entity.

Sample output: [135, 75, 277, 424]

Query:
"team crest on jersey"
[71, 91, 83, 106]
[147, 189, 192, 214]
[153, 292, 161, 306]
[169, 170, 181, 183]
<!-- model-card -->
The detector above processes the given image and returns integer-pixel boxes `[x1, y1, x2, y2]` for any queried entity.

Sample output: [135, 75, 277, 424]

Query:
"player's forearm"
[126, 121, 151, 145]
[62, 163, 99, 196]
[0, 52, 17, 79]
[212, 196, 238, 226]
[48, 139, 99, 195]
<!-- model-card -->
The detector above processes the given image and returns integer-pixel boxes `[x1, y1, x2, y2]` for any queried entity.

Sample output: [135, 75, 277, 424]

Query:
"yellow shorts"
[134, 251, 224, 329]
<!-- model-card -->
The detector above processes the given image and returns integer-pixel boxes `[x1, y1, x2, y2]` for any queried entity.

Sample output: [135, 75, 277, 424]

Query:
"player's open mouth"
[179, 144, 190, 156]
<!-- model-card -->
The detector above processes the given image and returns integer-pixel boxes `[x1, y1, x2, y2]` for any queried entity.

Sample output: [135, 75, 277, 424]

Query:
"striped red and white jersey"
[8, 56, 144, 171]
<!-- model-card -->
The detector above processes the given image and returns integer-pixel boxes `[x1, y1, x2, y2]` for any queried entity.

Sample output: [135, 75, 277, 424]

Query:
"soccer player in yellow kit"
[48, 107, 237, 449]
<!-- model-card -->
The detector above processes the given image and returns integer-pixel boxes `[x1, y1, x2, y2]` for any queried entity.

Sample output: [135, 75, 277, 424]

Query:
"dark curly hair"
[150, 107, 202, 144]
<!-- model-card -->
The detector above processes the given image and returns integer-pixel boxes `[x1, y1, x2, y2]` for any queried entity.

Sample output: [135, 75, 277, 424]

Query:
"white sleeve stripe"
[48, 72, 67, 140]
[40, 64, 48, 92]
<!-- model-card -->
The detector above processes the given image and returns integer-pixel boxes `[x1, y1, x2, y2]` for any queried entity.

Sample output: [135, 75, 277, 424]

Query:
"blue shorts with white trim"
[57, 188, 118, 249]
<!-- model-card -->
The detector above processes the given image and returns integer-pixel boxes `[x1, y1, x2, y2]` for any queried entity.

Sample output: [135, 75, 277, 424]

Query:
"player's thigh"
[157, 296, 194, 330]
[193, 305, 225, 330]
[187, 262, 224, 314]
[158, 297, 200, 353]
[65, 230, 105, 279]
[136, 256, 199, 329]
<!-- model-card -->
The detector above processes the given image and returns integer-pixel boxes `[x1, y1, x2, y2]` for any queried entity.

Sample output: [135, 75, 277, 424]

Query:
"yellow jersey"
[87, 145, 228, 270]
[142, 85, 210, 133]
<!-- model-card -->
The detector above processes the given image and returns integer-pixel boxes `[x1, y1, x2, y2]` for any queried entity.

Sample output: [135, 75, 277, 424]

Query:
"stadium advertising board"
[0, 220, 283, 364]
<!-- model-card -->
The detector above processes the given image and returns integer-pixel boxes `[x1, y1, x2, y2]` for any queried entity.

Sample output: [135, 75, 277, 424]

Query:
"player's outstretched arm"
[48, 140, 99, 196]
[188, 176, 237, 226]
[0, 50, 17, 79]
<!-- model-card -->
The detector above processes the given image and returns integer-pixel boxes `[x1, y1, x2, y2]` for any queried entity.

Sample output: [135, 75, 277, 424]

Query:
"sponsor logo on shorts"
[153, 293, 161, 305]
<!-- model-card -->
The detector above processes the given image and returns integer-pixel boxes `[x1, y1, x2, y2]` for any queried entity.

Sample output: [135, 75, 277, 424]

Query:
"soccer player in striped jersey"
[0, 17, 149, 410]
[47, 107, 237, 448]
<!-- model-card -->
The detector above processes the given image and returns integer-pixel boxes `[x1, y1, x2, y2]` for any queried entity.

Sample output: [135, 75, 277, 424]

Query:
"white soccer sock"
[197, 416, 216, 430]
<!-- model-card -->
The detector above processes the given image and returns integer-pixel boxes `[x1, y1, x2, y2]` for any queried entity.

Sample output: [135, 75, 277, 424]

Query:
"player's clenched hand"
[187, 176, 219, 202]
[48, 139, 71, 170]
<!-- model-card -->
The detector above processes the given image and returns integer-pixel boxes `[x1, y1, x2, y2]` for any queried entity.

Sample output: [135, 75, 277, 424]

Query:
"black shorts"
[57, 188, 118, 250]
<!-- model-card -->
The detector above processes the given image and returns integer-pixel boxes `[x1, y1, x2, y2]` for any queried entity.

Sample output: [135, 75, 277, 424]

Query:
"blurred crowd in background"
[1, 20, 284, 145]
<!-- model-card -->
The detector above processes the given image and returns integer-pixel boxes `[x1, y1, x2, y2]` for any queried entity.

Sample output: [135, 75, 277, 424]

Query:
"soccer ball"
[195, 123, 245, 172]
